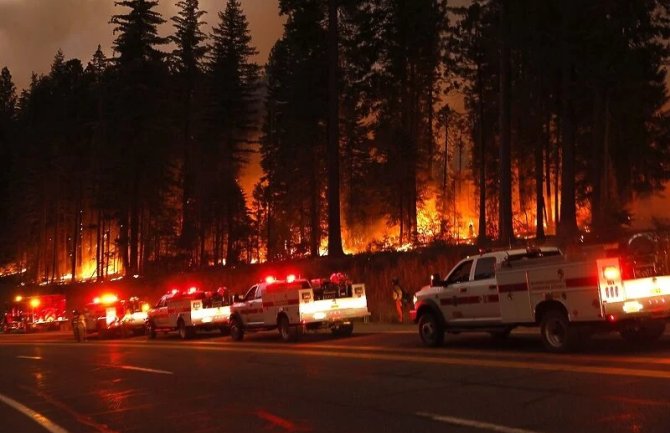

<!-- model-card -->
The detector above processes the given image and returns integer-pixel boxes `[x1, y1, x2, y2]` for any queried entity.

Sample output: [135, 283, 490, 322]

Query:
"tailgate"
[299, 284, 369, 322]
[190, 300, 231, 326]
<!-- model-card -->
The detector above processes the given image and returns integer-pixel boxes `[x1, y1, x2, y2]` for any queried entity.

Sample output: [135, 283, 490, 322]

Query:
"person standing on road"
[74, 310, 87, 342]
[391, 277, 404, 323]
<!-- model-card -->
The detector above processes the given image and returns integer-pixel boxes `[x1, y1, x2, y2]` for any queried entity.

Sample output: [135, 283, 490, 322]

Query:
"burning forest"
[0, 0, 670, 284]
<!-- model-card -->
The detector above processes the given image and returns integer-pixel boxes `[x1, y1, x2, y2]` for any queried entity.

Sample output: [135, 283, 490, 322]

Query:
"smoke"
[0, 0, 283, 90]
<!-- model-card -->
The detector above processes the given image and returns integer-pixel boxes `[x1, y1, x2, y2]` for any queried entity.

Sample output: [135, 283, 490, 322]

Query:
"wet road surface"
[1, 324, 670, 433]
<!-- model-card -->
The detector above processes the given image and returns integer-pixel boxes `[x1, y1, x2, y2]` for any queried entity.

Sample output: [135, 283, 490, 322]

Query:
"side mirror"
[430, 273, 443, 287]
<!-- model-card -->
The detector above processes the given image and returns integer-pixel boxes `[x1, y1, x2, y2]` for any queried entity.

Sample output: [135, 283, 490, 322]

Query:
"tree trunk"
[326, 0, 344, 257]
[498, 0, 514, 245]
[557, 0, 579, 239]
[476, 66, 487, 245]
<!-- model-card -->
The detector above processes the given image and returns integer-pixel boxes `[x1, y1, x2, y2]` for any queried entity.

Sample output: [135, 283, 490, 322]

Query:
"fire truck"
[228, 274, 370, 342]
[146, 287, 232, 339]
[411, 245, 670, 352]
[2, 294, 67, 333]
[82, 294, 150, 338]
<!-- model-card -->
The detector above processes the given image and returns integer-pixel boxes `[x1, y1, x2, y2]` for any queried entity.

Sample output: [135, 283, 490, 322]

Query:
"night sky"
[0, 0, 284, 90]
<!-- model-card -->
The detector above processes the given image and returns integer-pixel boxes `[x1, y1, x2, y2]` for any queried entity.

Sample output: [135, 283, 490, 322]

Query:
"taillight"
[603, 266, 620, 282]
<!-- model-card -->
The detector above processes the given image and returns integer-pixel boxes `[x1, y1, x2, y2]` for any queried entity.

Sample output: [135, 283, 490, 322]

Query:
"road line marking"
[17, 355, 42, 360]
[108, 364, 173, 375]
[0, 392, 70, 433]
[416, 412, 543, 433]
[19, 386, 120, 433]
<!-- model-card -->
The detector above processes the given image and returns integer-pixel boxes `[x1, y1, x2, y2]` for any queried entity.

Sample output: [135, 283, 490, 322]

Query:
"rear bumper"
[301, 308, 370, 325]
[604, 295, 670, 321]
[191, 316, 230, 327]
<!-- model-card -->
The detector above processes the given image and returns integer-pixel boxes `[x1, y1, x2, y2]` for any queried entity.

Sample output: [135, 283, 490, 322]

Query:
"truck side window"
[447, 260, 473, 284]
[243, 286, 257, 302]
[473, 257, 496, 280]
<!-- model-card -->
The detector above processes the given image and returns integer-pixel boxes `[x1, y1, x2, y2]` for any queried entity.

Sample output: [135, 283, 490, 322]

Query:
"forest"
[0, 0, 669, 284]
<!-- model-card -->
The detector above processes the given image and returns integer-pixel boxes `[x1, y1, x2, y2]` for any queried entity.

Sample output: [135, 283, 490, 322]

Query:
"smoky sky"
[0, 0, 284, 90]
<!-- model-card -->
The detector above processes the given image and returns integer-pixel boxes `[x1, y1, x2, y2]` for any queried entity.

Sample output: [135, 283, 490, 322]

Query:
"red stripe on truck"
[565, 276, 599, 288]
[498, 282, 528, 293]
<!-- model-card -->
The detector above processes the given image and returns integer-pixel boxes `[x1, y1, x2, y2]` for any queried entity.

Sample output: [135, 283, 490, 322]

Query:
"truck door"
[441, 259, 474, 321]
[467, 257, 501, 321]
[240, 285, 263, 325]
[152, 296, 169, 328]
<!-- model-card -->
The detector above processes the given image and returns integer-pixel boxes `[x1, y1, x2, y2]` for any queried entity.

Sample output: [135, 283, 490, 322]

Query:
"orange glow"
[14, 295, 22, 302]
[30, 298, 40, 308]
[97, 294, 118, 305]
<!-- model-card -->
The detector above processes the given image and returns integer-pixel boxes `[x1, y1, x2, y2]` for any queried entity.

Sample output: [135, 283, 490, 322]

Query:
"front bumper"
[300, 307, 370, 324]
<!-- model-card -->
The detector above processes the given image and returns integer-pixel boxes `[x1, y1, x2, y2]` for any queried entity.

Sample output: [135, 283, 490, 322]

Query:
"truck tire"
[540, 310, 579, 353]
[147, 321, 157, 339]
[418, 311, 444, 347]
[230, 317, 244, 342]
[178, 319, 195, 340]
[620, 319, 666, 344]
[278, 316, 300, 342]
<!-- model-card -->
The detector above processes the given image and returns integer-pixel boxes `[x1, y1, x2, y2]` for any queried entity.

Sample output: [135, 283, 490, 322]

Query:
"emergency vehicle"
[82, 294, 150, 338]
[228, 274, 369, 342]
[146, 287, 232, 339]
[411, 246, 670, 352]
[2, 294, 67, 333]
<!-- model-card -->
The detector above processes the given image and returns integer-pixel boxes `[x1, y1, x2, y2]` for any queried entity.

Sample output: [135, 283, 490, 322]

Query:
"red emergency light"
[187, 286, 198, 294]
[29, 298, 40, 308]
[286, 274, 296, 283]
[265, 276, 276, 284]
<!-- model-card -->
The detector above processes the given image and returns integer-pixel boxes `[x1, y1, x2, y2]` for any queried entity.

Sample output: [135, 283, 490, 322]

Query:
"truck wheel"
[147, 321, 157, 340]
[418, 311, 444, 347]
[230, 318, 244, 342]
[278, 316, 300, 342]
[620, 319, 666, 344]
[540, 310, 578, 353]
[177, 319, 194, 340]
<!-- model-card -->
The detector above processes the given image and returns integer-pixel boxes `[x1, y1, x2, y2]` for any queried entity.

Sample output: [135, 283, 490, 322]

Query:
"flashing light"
[170, 288, 179, 295]
[188, 286, 198, 294]
[30, 298, 40, 308]
[141, 303, 150, 312]
[603, 266, 621, 282]
[100, 294, 118, 305]
[265, 276, 276, 284]
[286, 274, 296, 283]
[93, 297, 100, 304]
[14, 295, 23, 302]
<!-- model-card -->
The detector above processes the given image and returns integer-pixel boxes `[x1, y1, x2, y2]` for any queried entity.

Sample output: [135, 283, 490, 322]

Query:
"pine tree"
[207, 0, 260, 264]
[171, 0, 208, 263]
[109, 0, 169, 275]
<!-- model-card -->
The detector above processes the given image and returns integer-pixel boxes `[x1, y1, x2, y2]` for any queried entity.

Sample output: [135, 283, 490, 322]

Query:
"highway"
[1, 324, 670, 433]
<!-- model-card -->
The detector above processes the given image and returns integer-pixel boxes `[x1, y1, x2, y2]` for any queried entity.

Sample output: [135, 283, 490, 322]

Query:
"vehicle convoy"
[146, 286, 232, 339]
[82, 294, 150, 338]
[228, 274, 369, 342]
[2, 294, 67, 333]
[411, 245, 670, 352]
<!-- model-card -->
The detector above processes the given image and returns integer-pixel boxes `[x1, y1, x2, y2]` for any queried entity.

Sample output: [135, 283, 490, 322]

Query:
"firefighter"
[73, 309, 87, 342]
[391, 277, 404, 323]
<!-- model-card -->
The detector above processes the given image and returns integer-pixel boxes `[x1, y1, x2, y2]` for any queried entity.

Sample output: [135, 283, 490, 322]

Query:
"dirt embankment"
[3, 246, 476, 322]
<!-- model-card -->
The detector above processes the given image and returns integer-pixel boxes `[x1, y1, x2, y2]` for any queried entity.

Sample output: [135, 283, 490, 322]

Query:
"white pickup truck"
[229, 275, 370, 342]
[146, 288, 232, 339]
[411, 247, 670, 352]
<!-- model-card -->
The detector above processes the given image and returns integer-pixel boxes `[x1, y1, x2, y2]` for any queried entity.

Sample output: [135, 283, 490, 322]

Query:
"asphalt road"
[2, 324, 670, 433]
